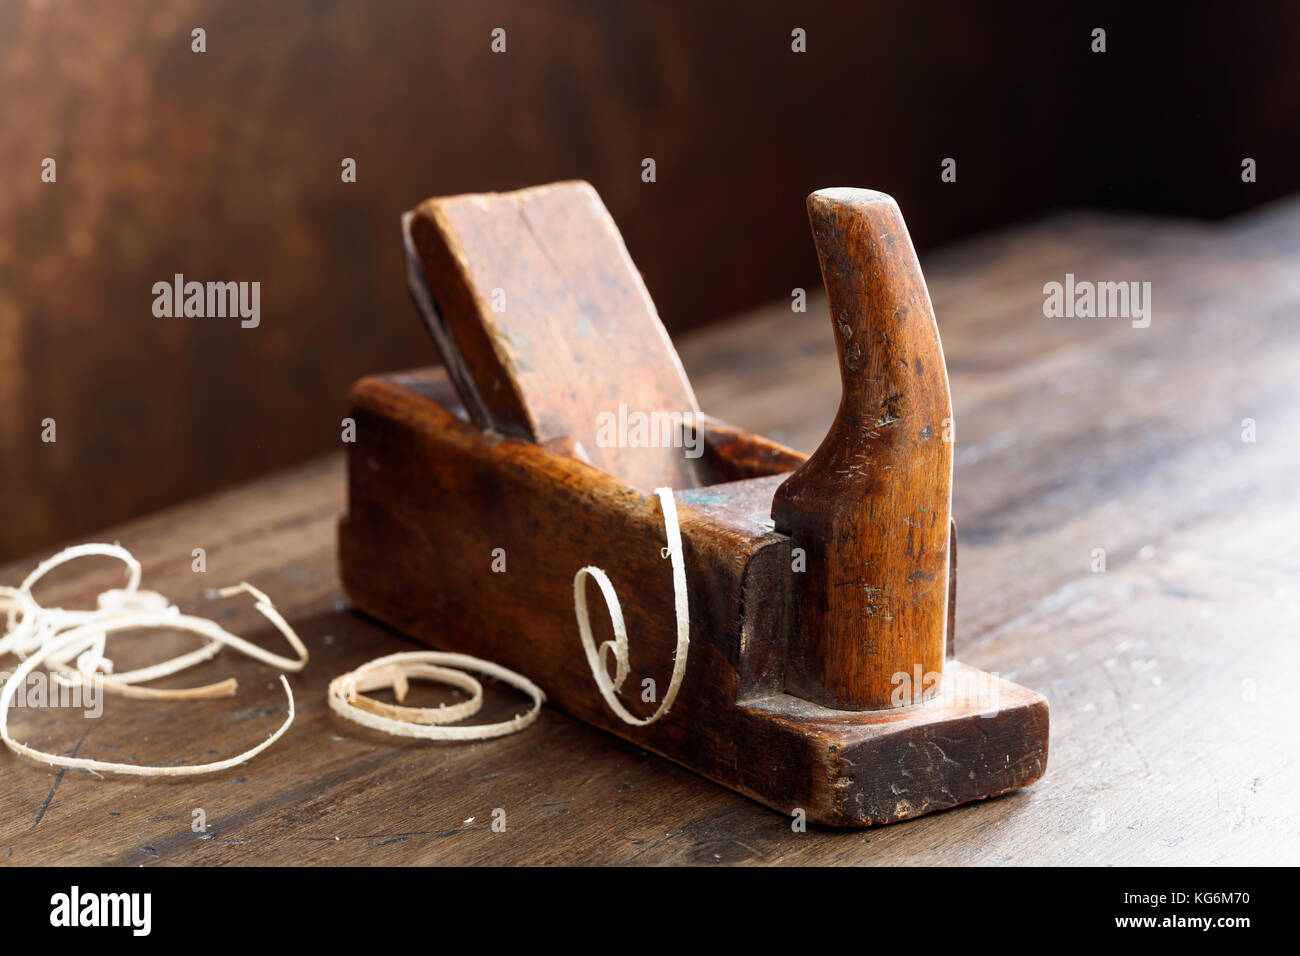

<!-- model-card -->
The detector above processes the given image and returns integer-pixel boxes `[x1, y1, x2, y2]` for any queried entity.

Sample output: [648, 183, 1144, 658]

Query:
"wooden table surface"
[4, 201, 1298, 866]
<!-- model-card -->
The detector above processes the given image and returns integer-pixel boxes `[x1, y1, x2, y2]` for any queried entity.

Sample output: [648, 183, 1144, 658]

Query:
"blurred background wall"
[2, 0, 1298, 560]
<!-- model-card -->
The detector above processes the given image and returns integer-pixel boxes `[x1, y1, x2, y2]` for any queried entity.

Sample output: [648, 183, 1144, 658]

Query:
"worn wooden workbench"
[3, 201, 1298, 865]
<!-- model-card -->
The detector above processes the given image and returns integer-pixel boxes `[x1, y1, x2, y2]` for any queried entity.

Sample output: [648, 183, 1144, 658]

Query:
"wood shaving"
[0, 543, 306, 776]
[327, 651, 544, 740]
[572, 486, 690, 726]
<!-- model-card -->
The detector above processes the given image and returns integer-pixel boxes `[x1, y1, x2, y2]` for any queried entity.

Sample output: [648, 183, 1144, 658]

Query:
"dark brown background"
[2, 0, 1298, 561]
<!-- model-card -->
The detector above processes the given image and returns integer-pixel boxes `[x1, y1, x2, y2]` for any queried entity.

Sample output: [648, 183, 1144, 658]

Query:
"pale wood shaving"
[327, 651, 544, 740]
[0, 543, 306, 776]
[572, 486, 690, 726]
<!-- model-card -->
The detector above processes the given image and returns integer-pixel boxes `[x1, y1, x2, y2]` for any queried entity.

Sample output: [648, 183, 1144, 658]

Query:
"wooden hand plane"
[338, 180, 1049, 825]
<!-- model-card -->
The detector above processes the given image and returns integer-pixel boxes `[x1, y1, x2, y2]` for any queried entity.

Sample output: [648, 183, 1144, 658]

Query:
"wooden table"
[4, 201, 1298, 865]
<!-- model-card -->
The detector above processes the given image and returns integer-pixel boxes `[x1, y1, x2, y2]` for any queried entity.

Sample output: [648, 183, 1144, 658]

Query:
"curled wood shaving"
[0, 543, 306, 776]
[327, 651, 544, 740]
[573, 486, 690, 726]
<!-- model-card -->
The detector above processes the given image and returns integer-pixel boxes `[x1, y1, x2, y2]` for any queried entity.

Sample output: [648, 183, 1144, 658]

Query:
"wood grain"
[336, 367, 1044, 825]
[2, 202, 1298, 863]
[773, 189, 952, 710]
[406, 181, 700, 490]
